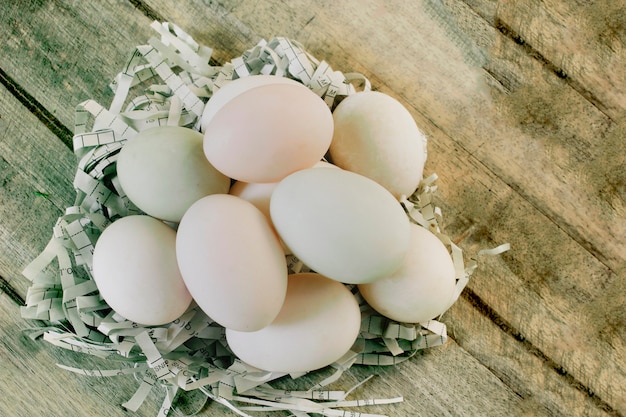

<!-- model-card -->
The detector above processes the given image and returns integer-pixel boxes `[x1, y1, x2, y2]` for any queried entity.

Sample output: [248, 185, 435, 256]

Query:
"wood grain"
[0, 84, 74, 298]
[0, 0, 154, 129]
[467, 0, 626, 120]
[142, 0, 626, 414]
[0, 292, 169, 417]
[0, 0, 624, 415]
[0, 1, 528, 416]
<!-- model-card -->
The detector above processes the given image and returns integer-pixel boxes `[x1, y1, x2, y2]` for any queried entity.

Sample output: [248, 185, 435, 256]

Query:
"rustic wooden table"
[1, 1, 624, 416]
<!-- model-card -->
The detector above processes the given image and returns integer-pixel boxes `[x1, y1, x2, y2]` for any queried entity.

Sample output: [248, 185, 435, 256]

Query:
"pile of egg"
[92, 75, 457, 374]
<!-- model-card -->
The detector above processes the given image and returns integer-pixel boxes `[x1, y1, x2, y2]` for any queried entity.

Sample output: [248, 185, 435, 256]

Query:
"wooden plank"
[0, 86, 75, 299]
[0, 82, 527, 415]
[0, 292, 168, 417]
[0, 4, 533, 415]
[0, 0, 156, 130]
[463, 0, 626, 120]
[146, 0, 624, 270]
[447, 293, 622, 417]
[1, 281, 525, 417]
[138, 0, 626, 414]
[430, 127, 626, 415]
[436, 0, 626, 268]
[0, 0, 623, 415]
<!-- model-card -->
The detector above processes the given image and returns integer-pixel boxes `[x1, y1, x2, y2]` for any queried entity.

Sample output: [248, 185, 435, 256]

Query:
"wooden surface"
[1, 1, 624, 416]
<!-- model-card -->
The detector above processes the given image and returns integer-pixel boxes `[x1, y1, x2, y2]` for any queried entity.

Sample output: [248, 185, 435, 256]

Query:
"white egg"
[116, 126, 230, 223]
[176, 194, 288, 332]
[226, 273, 361, 373]
[200, 75, 299, 132]
[203, 80, 333, 183]
[270, 168, 411, 284]
[229, 180, 277, 226]
[358, 224, 456, 323]
[330, 91, 427, 199]
[92, 215, 192, 325]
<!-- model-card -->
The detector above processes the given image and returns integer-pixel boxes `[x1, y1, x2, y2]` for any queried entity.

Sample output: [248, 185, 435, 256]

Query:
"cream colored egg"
[358, 224, 456, 323]
[229, 161, 339, 227]
[229, 180, 277, 224]
[203, 81, 333, 183]
[176, 194, 288, 332]
[226, 273, 361, 373]
[229, 180, 290, 254]
[200, 75, 299, 132]
[270, 168, 411, 284]
[92, 215, 192, 325]
[313, 160, 340, 169]
[117, 126, 230, 223]
[330, 91, 427, 199]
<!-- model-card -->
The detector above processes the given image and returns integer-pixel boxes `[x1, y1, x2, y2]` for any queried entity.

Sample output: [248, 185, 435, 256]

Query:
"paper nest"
[20, 21, 509, 417]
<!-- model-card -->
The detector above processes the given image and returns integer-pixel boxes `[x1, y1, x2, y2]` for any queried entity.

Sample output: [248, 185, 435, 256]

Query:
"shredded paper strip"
[21, 22, 509, 416]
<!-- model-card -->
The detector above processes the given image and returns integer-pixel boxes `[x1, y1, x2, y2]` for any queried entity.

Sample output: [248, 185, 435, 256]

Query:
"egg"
[116, 126, 230, 223]
[229, 180, 277, 226]
[229, 161, 339, 222]
[358, 224, 456, 323]
[200, 75, 298, 132]
[313, 160, 340, 169]
[203, 78, 333, 183]
[329, 91, 427, 199]
[229, 180, 291, 254]
[270, 168, 411, 284]
[92, 215, 192, 325]
[226, 273, 361, 373]
[176, 194, 288, 332]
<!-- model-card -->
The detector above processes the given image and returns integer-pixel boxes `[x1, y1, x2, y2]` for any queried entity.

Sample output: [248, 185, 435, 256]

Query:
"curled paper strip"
[21, 21, 508, 416]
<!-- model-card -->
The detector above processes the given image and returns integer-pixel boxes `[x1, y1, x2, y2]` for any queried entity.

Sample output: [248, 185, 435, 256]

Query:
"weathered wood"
[441, 0, 625, 269]
[447, 295, 617, 417]
[465, 0, 626, 120]
[141, 0, 626, 414]
[0, 0, 624, 416]
[1, 280, 525, 417]
[0, 292, 168, 416]
[0, 2, 532, 416]
[432, 133, 626, 414]
[0, 84, 75, 298]
[144, 0, 625, 269]
[0, 0, 155, 130]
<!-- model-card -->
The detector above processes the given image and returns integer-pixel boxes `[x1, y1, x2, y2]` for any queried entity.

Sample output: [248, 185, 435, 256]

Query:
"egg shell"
[117, 126, 230, 223]
[229, 180, 277, 225]
[330, 91, 427, 199]
[270, 168, 411, 284]
[203, 82, 333, 183]
[200, 75, 299, 132]
[226, 273, 361, 373]
[229, 160, 340, 255]
[358, 224, 456, 323]
[229, 180, 290, 254]
[228, 160, 338, 222]
[92, 215, 192, 325]
[313, 160, 340, 169]
[176, 194, 288, 332]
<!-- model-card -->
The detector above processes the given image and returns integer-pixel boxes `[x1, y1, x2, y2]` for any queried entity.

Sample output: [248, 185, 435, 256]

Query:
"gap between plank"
[462, 288, 622, 417]
[0, 275, 25, 307]
[460, 0, 613, 121]
[493, 18, 612, 120]
[127, 0, 166, 22]
[0, 67, 73, 150]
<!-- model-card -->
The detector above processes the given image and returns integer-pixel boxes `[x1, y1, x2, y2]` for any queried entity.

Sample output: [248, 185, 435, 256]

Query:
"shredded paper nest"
[20, 22, 509, 417]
